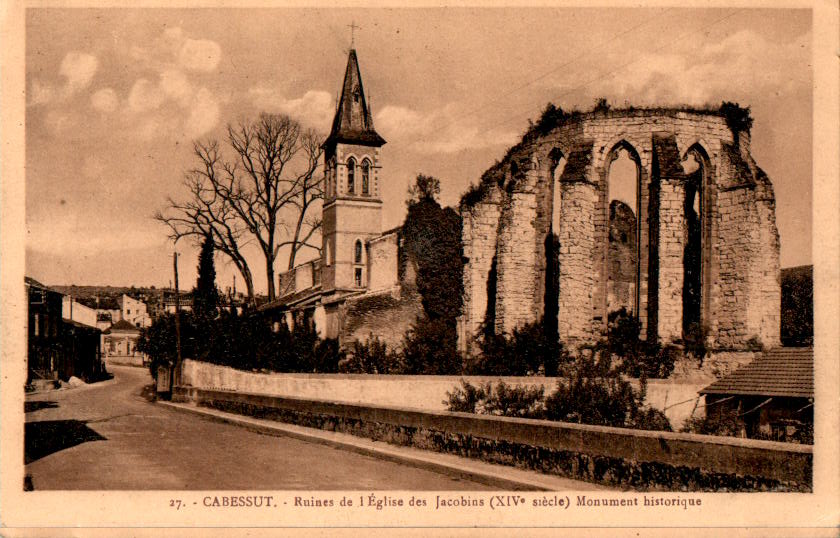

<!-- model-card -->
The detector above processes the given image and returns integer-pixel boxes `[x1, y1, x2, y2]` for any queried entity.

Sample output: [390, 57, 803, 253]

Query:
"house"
[260, 47, 423, 351]
[699, 347, 813, 443]
[26, 277, 105, 384]
[119, 294, 151, 327]
[102, 319, 147, 366]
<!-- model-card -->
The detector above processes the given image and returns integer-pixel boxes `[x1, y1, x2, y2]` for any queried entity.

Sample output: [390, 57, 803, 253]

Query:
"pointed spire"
[324, 49, 386, 149]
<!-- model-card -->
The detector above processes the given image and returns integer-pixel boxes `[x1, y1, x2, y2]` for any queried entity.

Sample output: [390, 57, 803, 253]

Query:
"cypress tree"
[193, 235, 220, 323]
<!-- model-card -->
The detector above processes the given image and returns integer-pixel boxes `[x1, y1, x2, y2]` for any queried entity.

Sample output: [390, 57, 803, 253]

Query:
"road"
[24, 366, 494, 490]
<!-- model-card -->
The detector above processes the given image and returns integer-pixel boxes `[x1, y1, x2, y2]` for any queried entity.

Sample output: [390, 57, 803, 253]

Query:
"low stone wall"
[180, 359, 708, 428]
[173, 387, 812, 491]
[105, 355, 147, 367]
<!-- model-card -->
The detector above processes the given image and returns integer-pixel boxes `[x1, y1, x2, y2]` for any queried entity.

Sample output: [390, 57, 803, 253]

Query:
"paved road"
[24, 366, 494, 490]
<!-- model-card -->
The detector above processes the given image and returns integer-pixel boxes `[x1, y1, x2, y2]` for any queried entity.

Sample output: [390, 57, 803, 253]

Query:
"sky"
[24, 7, 812, 294]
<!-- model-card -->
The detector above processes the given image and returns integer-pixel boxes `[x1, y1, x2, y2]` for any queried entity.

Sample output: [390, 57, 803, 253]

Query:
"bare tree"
[156, 113, 324, 303]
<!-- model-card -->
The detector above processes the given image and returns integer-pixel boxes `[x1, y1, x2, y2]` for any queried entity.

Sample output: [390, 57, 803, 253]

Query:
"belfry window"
[354, 240, 363, 264]
[347, 158, 356, 194]
[361, 160, 370, 195]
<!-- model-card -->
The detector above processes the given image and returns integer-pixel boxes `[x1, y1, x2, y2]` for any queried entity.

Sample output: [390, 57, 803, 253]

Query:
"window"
[33, 313, 39, 336]
[361, 160, 370, 195]
[347, 158, 355, 194]
[355, 268, 363, 287]
[354, 240, 363, 264]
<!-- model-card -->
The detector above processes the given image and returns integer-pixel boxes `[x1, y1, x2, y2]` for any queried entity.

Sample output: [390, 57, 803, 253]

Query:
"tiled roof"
[104, 319, 140, 333]
[700, 347, 813, 398]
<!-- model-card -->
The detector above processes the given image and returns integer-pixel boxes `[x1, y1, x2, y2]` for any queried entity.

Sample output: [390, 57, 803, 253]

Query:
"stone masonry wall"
[458, 190, 502, 354]
[495, 190, 539, 335]
[459, 108, 782, 359]
[557, 179, 598, 342]
[657, 180, 686, 341]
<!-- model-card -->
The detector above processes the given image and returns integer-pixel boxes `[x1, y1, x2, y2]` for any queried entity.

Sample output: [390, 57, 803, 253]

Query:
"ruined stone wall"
[458, 188, 502, 354]
[459, 108, 781, 356]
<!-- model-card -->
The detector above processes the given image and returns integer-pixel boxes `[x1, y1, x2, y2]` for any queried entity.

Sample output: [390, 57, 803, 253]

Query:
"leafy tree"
[406, 174, 441, 206]
[402, 175, 463, 322]
[137, 312, 197, 377]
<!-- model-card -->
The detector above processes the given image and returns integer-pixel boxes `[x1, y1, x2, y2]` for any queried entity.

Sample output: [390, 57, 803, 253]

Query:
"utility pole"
[171, 252, 182, 394]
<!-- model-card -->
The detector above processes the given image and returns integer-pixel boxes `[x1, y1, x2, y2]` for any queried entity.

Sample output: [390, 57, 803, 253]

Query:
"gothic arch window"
[605, 140, 642, 318]
[361, 159, 370, 195]
[347, 158, 356, 194]
[354, 239, 363, 264]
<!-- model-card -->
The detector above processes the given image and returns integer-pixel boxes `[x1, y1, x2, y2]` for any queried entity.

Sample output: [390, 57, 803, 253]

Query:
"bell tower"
[321, 48, 386, 292]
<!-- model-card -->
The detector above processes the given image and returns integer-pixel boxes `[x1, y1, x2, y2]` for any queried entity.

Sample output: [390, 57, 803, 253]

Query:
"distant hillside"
[781, 265, 813, 347]
[50, 285, 171, 310]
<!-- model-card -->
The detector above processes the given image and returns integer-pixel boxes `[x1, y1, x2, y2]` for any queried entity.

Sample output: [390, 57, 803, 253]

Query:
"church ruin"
[458, 106, 781, 355]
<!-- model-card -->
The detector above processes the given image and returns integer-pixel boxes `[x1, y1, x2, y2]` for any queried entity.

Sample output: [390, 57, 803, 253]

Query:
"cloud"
[375, 105, 431, 138]
[178, 38, 222, 72]
[249, 88, 333, 130]
[580, 29, 809, 108]
[184, 87, 220, 138]
[90, 88, 118, 113]
[130, 26, 221, 73]
[374, 104, 518, 154]
[28, 51, 98, 107]
[59, 51, 99, 92]
[159, 68, 193, 105]
[127, 78, 164, 112]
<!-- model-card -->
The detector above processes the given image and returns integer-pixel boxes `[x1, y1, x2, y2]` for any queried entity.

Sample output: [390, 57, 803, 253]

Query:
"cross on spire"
[347, 21, 361, 48]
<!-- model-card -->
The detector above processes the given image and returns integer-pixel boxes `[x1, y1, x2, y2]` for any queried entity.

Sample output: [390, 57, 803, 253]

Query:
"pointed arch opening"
[544, 148, 567, 364]
[347, 158, 356, 194]
[606, 141, 641, 318]
[682, 144, 711, 344]
[361, 159, 371, 195]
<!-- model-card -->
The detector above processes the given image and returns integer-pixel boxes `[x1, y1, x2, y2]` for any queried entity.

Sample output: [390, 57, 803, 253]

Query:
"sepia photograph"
[1, 1, 838, 534]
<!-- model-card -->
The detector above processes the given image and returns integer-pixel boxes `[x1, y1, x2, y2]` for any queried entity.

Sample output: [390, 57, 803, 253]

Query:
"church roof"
[323, 49, 386, 149]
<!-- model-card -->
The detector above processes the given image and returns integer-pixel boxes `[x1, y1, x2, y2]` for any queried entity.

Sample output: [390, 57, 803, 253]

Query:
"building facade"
[264, 48, 422, 350]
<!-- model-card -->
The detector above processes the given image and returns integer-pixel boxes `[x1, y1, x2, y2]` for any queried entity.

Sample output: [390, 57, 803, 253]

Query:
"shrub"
[681, 407, 746, 438]
[483, 382, 546, 418]
[719, 101, 753, 135]
[628, 408, 673, 432]
[607, 308, 676, 379]
[444, 380, 545, 419]
[340, 334, 402, 374]
[401, 317, 462, 375]
[544, 352, 640, 427]
[447, 354, 672, 432]
[444, 380, 491, 413]
[470, 319, 568, 376]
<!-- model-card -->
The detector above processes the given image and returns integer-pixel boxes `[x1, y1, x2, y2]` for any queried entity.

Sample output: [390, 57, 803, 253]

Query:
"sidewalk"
[160, 400, 608, 491]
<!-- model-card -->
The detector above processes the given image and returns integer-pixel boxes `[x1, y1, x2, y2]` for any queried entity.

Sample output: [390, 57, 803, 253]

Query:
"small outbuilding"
[699, 347, 813, 443]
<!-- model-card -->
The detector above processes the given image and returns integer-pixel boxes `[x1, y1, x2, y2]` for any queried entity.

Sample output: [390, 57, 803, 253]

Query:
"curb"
[159, 401, 605, 492]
